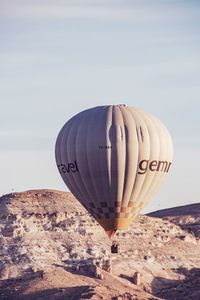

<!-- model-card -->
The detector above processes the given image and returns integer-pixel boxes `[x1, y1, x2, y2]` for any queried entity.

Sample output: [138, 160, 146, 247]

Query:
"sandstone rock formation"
[0, 189, 199, 299]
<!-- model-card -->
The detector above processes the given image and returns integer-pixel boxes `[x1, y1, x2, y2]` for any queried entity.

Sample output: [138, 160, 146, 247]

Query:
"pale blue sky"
[1, 0, 200, 212]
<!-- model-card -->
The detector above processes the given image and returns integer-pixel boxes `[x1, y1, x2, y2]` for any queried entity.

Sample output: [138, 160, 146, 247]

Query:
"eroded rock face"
[148, 204, 200, 240]
[0, 190, 111, 277]
[0, 189, 200, 300]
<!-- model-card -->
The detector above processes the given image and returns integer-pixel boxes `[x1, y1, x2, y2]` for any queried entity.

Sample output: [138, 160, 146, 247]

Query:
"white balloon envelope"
[55, 105, 173, 237]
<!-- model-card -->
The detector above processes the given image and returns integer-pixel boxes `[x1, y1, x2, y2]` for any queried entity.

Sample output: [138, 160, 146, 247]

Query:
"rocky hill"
[148, 203, 200, 240]
[0, 190, 200, 300]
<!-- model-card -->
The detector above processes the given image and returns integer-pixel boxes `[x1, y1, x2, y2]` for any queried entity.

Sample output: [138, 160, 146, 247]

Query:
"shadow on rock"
[53, 260, 98, 278]
[151, 267, 200, 300]
[54, 257, 110, 279]
[20, 285, 95, 300]
[0, 271, 43, 300]
[119, 274, 133, 283]
[0, 286, 95, 300]
[0, 273, 95, 300]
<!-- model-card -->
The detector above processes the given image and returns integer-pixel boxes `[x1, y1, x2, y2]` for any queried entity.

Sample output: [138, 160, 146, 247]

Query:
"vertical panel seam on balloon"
[117, 106, 126, 211]
[68, 114, 90, 205]
[137, 111, 162, 209]
[133, 111, 151, 209]
[75, 111, 94, 206]
[119, 105, 128, 209]
[86, 107, 102, 209]
[134, 111, 158, 210]
[59, 121, 81, 201]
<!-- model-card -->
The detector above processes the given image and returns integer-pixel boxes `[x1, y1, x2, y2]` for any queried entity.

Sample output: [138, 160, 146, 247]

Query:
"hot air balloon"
[55, 105, 173, 238]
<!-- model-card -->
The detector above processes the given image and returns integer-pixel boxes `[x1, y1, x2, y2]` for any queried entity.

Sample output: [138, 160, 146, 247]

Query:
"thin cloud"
[1, 0, 200, 24]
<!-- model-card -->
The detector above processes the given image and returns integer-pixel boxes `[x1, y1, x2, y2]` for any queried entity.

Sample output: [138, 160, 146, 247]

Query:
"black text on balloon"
[57, 161, 79, 174]
[138, 160, 172, 174]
